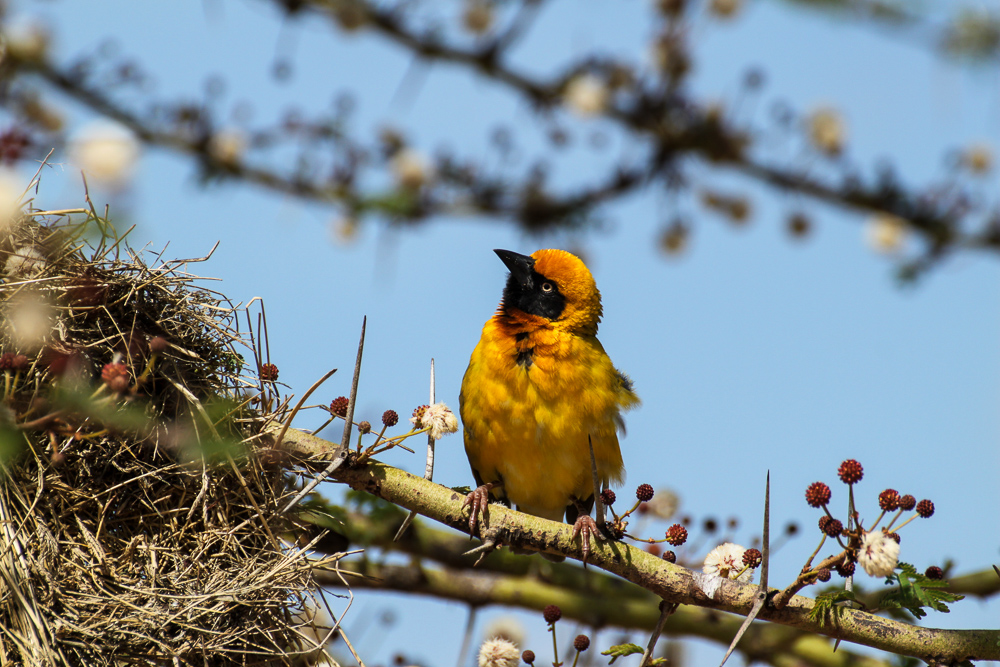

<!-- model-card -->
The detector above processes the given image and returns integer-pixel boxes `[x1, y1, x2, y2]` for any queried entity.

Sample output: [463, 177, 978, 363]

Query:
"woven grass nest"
[0, 212, 339, 666]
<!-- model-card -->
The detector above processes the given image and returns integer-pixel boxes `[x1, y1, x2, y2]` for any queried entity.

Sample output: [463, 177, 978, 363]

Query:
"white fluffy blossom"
[0, 169, 25, 234]
[410, 402, 459, 440]
[703, 543, 753, 583]
[807, 107, 845, 156]
[858, 530, 900, 578]
[477, 637, 519, 667]
[563, 74, 610, 117]
[4, 293, 55, 352]
[964, 144, 993, 174]
[865, 213, 907, 254]
[390, 148, 432, 189]
[482, 616, 525, 650]
[69, 121, 141, 185]
[5, 246, 48, 279]
[3, 16, 50, 62]
[209, 128, 247, 165]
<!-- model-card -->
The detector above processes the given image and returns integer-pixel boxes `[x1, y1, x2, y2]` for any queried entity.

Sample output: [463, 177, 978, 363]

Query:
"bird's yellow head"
[494, 248, 603, 334]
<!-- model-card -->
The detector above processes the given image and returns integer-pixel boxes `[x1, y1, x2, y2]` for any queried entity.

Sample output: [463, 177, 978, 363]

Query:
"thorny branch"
[272, 424, 1000, 665]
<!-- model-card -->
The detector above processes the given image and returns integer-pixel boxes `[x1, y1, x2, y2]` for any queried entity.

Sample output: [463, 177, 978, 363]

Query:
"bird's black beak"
[494, 249, 535, 289]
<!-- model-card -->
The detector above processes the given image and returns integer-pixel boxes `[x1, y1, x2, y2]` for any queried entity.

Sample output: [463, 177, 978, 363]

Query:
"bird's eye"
[541, 282, 553, 293]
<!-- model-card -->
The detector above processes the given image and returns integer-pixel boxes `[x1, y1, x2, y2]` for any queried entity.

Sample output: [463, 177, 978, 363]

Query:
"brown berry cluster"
[259, 363, 279, 382]
[101, 362, 131, 394]
[326, 394, 410, 459]
[664, 524, 688, 547]
[0, 352, 30, 371]
[601, 482, 663, 544]
[329, 396, 349, 417]
[800, 459, 937, 584]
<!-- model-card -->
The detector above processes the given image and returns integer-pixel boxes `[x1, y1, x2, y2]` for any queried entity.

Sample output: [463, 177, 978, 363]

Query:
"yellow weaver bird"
[460, 249, 639, 559]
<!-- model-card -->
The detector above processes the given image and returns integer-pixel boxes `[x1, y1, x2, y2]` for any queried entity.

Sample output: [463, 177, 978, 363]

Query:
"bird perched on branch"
[460, 248, 639, 561]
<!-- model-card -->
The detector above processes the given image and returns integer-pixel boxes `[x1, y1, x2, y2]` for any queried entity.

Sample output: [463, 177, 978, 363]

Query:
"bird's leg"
[571, 498, 600, 567]
[463, 482, 502, 534]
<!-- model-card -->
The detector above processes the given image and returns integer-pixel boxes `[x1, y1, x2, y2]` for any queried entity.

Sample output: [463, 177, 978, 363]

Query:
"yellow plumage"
[460, 249, 639, 526]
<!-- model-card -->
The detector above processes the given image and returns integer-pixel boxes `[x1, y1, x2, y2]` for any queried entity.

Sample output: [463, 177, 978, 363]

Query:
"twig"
[337, 625, 367, 667]
[719, 472, 770, 667]
[639, 601, 678, 666]
[273, 368, 338, 453]
[341, 317, 367, 450]
[455, 606, 478, 667]
[278, 318, 365, 516]
[773, 550, 850, 609]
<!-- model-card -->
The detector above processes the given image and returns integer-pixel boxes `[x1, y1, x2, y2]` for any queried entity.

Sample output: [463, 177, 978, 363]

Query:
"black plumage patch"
[516, 348, 534, 368]
[501, 270, 566, 320]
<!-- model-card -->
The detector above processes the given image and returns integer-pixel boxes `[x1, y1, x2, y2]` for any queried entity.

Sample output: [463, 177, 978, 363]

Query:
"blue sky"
[8, 0, 999, 664]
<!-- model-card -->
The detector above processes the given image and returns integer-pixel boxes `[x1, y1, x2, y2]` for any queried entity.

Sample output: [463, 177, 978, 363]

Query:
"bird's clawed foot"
[572, 514, 600, 567]
[463, 482, 501, 534]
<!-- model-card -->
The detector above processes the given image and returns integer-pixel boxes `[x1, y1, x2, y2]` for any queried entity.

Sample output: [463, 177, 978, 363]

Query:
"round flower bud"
[149, 336, 169, 354]
[915, 499, 934, 518]
[522, 650, 535, 665]
[330, 396, 349, 417]
[742, 548, 762, 568]
[665, 524, 688, 546]
[925, 566, 944, 580]
[817, 568, 831, 582]
[805, 481, 832, 507]
[821, 518, 844, 538]
[898, 494, 916, 511]
[260, 363, 279, 382]
[662, 550, 677, 563]
[101, 361, 128, 383]
[101, 362, 130, 393]
[542, 605, 561, 624]
[834, 558, 856, 577]
[381, 409, 399, 427]
[358, 421, 372, 434]
[600, 488, 616, 506]
[878, 488, 900, 511]
[635, 483, 654, 502]
[837, 459, 863, 484]
[573, 635, 590, 652]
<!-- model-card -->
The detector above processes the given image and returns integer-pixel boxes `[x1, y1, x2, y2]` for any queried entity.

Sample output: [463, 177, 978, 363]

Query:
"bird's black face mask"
[495, 249, 566, 321]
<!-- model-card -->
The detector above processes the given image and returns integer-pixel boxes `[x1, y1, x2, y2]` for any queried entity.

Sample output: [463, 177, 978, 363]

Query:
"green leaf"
[810, 588, 857, 625]
[879, 563, 964, 619]
[602, 643, 644, 664]
[0, 422, 25, 466]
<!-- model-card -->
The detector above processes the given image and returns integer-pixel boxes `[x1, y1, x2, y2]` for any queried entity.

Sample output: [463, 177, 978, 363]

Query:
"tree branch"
[319, 558, 891, 667]
[272, 425, 1000, 664]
